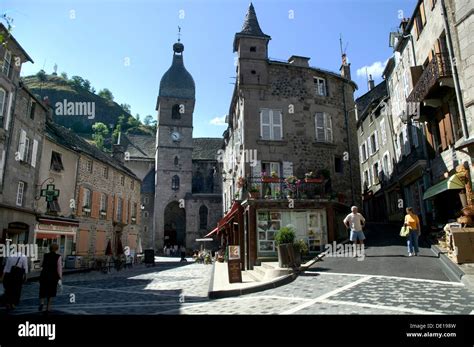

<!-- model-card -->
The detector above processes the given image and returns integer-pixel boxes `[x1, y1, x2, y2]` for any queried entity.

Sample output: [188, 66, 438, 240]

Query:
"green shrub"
[294, 239, 309, 255]
[275, 226, 296, 245]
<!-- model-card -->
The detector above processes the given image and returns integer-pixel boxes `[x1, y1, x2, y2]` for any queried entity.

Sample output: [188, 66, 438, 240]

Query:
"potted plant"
[275, 226, 296, 268]
[293, 239, 309, 267]
[262, 171, 280, 183]
[237, 176, 246, 189]
[248, 185, 260, 199]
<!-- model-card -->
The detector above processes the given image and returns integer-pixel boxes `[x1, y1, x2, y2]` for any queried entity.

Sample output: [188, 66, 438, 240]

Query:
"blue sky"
[4, 0, 415, 137]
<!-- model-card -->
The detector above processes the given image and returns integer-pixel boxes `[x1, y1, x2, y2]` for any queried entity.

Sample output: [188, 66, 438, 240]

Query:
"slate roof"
[192, 138, 223, 160]
[121, 134, 155, 159]
[119, 135, 222, 161]
[355, 80, 388, 122]
[233, 3, 271, 51]
[158, 43, 195, 100]
[45, 121, 139, 179]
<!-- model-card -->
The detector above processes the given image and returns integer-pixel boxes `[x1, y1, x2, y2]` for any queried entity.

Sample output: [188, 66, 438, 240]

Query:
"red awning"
[205, 201, 242, 238]
[36, 233, 60, 240]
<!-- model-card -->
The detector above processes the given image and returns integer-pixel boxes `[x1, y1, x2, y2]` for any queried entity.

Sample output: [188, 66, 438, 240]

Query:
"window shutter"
[368, 167, 372, 186]
[282, 161, 293, 177]
[18, 129, 26, 161]
[91, 191, 100, 219]
[260, 109, 271, 139]
[77, 187, 84, 216]
[359, 145, 363, 163]
[107, 194, 114, 221]
[412, 126, 419, 148]
[136, 202, 141, 226]
[315, 113, 325, 141]
[272, 110, 282, 140]
[122, 198, 128, 224]
[129, 200, 133, 224]
[325, 114, 333, 142]
[380, 119, 387, 145]
[31, 139, 38, 168]
[374, 130, 379, 151]
[114, 195, 119, 222]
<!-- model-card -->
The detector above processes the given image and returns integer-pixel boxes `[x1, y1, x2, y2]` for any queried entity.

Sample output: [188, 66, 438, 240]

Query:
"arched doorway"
[164, 201, 186, 247]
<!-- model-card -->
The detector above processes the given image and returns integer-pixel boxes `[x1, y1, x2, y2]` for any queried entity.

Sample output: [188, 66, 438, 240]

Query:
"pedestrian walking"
[404, 207, 421, 257]
[38, 243, 63, 313]
[180, 245, 187, 262]
[343, 206, 366, 253]
[1, 250, 28, 311]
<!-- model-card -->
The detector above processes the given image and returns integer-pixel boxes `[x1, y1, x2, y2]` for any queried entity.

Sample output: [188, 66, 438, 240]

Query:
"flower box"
[262, 177, 280, 183]
[304, 178, 323, 183]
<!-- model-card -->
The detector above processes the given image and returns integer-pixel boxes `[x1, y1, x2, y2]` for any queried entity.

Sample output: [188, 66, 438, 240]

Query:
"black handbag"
[10, 258, 25, 281]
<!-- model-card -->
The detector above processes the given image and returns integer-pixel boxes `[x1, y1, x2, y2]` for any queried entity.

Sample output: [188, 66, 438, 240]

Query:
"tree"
[98, 88, 114, 101]
[37, 69, 47, 82]
[83, 79, 91, 92]
[120, 103, 131, 113]
[92, 122, 109, 150]
[70, 75, 85, 89]
[60, 72, 68, 80]
[135, 113, 140, 122]
[90, 87, 96, 94]
[144, 115, 153, 126]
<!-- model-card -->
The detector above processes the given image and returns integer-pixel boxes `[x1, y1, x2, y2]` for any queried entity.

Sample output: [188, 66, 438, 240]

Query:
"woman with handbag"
[404, 207, 421, 257]
[38, 243, 63, 313]
[1, 251, 28, 311]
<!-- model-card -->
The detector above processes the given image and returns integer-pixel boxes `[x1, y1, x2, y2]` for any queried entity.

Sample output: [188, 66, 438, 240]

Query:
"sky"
[3, 0, 416, 137]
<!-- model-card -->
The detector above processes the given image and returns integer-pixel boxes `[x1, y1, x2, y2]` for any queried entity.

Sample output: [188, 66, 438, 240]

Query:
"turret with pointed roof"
[233, 3, 271, 52]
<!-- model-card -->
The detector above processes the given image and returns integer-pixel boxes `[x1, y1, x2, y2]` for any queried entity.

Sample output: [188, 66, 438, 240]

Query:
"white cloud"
[209, 116, 227, 126]
[356, 60, 388, 79]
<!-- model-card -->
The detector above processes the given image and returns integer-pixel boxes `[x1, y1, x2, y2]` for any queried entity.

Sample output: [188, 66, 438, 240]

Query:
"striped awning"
[423, 174, 465, 200]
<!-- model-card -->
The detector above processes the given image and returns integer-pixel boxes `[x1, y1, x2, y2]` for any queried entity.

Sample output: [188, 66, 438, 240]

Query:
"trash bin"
[65, 256, 82, 269]
[144, 249, 155, 266]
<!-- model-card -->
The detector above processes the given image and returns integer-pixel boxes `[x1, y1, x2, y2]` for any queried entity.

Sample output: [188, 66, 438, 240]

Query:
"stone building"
[356, 79, 398, 222]
[120, 42, 223, 252]
[35, 122, 142, 266]
[0, 23, 48, 247]
[214, 3, 360, 269]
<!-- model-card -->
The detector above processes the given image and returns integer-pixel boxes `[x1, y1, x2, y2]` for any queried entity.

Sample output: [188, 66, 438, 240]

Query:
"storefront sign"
[227, 245, 242, 283]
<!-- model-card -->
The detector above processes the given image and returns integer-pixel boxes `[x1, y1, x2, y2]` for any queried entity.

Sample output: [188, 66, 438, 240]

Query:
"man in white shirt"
[343, 206, 366, 246]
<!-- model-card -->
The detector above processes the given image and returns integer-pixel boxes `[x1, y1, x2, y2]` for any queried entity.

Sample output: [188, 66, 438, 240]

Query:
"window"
[50, 151, 64, 172]
[360, 142, 368, 162]
[411, 125, 419, 148]
[103, 166, 108, 178]
[314, 77, 326, 96]
[0, 88, 6, 124]
[172, 175, 180, 190]
[334, 156, 343, 174]
[383, 152, 391, 176]
[2, 50, 11, 77]
[380, 119, 387, 145]
[199, 205, 208, 230]
[250, 46, 257, 52]
[29, 101, 36, 120]
[100, 193, 107, 219]
[144, 211, 149, 218]
[369, 114, 374, 125]
[144, 197, 149, 205]
[174, 156, 179, 166]
[131, 180, 134, 190]
[172, 104, 181, 119]
[373, 162, 380, 184]
[120, 175, 125, 185]
[86, 159, 93, 173]
[360, 122, 364, 135]
[363, 170, 370, 189]
[83, 188, 91, 208]
[403, 70, 410, 98]
[24, 137, 31, 163]
[260, 109, 282, 140]
[369, 131, 379, 155]
[144, 226, 148, 233]
[403, 127, 410, 155]
[132, 203, 137, 223]
[414, 2, 427, 38]
[16, 181, 25, 206]
[117, 198, 122, 220]
[315, 112, 333, 143]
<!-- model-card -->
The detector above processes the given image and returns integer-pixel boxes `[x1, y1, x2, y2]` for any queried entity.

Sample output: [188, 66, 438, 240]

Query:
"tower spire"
[177, 26, 181, 42]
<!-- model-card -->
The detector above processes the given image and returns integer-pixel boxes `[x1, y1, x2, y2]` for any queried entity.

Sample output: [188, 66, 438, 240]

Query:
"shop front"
[34, 216, 79, 271]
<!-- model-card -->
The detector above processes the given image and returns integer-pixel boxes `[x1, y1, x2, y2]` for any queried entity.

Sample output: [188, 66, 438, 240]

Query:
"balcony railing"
[407, 53, 452, 103]
[240, 176, 331, 200]
[396, 147, 427, 174]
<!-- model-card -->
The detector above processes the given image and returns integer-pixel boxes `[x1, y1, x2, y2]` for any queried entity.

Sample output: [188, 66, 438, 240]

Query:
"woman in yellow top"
[404, 207, 421, 257]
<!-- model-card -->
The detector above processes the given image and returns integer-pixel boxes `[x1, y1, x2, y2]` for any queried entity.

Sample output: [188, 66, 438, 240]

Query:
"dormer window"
[250, 46, 257, 52]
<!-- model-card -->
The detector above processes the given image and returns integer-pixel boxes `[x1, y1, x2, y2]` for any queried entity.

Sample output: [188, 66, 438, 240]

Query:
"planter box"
[277, 243, 296, 268]
[305, 178, 323, 183]
[262, 177, 280, 183]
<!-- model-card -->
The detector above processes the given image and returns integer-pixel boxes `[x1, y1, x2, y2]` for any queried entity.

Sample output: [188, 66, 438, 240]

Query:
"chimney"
[112, 144, 125, 164]
[43, 96, 54, 122]
[399, 18, 410, 33]
[368, 74, 375, 91]
[288, 55, 310, 67]
[340, 53, 351, 80]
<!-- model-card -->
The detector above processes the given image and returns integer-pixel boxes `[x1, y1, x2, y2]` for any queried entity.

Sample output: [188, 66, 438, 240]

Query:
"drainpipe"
[441, 0, 469, 139]
[342, 82, 355, 206]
